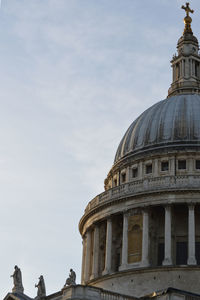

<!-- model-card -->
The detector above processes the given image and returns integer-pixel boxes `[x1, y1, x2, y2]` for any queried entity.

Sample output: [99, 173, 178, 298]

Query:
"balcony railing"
[85, 175, 200, 214]
[61, 285, 137, 300]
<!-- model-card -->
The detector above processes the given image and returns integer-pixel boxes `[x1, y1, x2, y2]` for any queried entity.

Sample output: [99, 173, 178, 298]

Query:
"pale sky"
[1, 0, 200, 298]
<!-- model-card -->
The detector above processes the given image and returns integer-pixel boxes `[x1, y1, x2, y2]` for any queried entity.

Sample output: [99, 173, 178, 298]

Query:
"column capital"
[188, 203, 196, 209]
[122, 209, 130, 215]
[142, 207, 149, 214]
[107, 217, 112, 222]
[164, 204, 172, 209]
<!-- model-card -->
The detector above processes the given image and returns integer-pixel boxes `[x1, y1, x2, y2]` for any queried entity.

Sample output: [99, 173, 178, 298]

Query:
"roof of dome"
[114, 94, 200, 163]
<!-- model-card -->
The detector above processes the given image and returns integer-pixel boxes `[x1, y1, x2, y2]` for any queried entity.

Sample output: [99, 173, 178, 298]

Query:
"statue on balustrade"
[35, 275, 46, 299]
[64, 269, 76, 287]
[11, 265, 24, 293]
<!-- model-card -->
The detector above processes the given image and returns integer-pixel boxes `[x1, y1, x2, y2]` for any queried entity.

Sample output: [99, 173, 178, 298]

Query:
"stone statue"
[10, 265, 24, 293]
[35, 275, 46, 299]
[64, 269, 76, 287]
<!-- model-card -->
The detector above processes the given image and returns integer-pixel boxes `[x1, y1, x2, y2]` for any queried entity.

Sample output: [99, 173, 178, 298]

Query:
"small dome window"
[196, 160, 200, 169]
[113, 178, 117, 187]
[121, 173, 126, 183]
[132, 168, 138, 178]
[161, 161, 169, 171]
[178, 160, 186, 170]
[146, 164, 152, 174]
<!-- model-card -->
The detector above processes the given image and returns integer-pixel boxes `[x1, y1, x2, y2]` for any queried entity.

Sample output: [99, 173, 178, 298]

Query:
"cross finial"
[182, 2, 194, 17]
[181, 2, 194, 34]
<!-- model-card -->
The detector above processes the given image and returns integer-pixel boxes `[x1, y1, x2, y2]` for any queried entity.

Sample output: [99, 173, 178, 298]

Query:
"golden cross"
[182, 2, 194, 17]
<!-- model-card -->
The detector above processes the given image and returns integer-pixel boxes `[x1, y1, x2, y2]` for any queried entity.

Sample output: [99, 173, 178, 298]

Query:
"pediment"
[3, 293, 33, 300]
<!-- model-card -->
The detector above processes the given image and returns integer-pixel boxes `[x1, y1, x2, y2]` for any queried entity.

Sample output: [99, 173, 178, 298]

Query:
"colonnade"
[81, 204, 198, 284]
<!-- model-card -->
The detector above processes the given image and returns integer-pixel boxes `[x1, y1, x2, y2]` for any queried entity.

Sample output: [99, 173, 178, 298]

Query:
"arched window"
[176, 63, 180, 79]
[128, 215, 143, 263]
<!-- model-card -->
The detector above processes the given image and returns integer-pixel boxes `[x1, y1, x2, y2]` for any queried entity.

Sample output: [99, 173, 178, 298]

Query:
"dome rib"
[114, 94, 200, 164]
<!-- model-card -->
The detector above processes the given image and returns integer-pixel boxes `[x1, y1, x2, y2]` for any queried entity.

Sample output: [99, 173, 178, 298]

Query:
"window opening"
[132, 168, 138, 178]
[176, 241, 187, 265]
[157, 243, 164, 266]
[146, 164, 152, 174]
[161, 161, 169, 171]
[121, 173, 126, 183]
[178, 160, 186, 170]
[195, 62, 199, 77]
[196, 160, 200, 169]
[196, 242, 200, 265]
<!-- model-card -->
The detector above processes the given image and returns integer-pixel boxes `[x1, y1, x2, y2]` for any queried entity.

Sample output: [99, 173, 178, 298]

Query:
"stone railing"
[85, 175, 200, 213]
[100, 290, 136, 300]
[61, 285, 137, 300]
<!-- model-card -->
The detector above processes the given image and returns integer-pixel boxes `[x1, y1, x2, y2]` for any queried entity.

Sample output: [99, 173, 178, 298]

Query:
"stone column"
[127, 166, 131, 181]
[90, 225, 99, 279]
[119, 213, 128, 270]
[84, 230, 92, 282]
[162, 205, 172, 266]
[182, 60, 184, 77]
[154, 159, 159, 177]
[141, 209, 150, 267]
[187, 204, 197, 265]
[180, 60, 182, 77]
[102, 218, 112, 275]
[189, 59, 192, 77]
[138, 161, 143, 179]
[81, 237, 86, 284]
[185, 58, 189, 78]
[192, 60, 195, 76]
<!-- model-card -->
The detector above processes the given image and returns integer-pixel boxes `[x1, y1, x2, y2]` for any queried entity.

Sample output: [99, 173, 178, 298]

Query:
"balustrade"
[85, 175, 200, 214]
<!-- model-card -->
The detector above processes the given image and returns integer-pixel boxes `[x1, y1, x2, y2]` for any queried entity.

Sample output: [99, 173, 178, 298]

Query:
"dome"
[114, 94, 200, 163]
[80, 5, 200, 299]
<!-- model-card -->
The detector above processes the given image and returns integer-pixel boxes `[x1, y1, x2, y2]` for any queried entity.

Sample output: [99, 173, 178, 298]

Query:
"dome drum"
[80, 201, 200, 296]
[79, 4, 200, 299]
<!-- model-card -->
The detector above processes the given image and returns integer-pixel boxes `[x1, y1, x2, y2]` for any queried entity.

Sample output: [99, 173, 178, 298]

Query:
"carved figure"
[11, 265, 24, 293]
[64, 269, 76, 287]
[35, 275, 46, 299]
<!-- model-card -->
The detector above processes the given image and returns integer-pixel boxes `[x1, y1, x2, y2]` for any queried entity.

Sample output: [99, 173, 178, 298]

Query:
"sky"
[1, 0, 200, 298]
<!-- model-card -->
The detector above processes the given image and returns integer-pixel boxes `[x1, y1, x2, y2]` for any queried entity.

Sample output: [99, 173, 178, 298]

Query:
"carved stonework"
[11, 266, 24, 294]
[35, 275, 46, 299]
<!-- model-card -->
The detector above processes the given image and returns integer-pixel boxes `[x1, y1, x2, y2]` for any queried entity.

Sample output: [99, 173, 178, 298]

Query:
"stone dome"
[114, 94, 200, 164]
[80, 5, 200, 299]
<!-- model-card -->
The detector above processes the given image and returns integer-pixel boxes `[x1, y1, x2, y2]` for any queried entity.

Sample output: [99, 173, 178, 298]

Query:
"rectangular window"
[157, 243, 164, 266]
[161, 161, 169, 171]
[132, 168, 138, 178]
[178, 160, 186, 170]
[195, 62, 199, 77]
[176, 241, 187, 265]
[121, 173, 126, 183]
[146, 164, 152, 174]
[196, 160, 200, 169]
[113, 179, 117, 187]
[196, 242, 200, 265]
